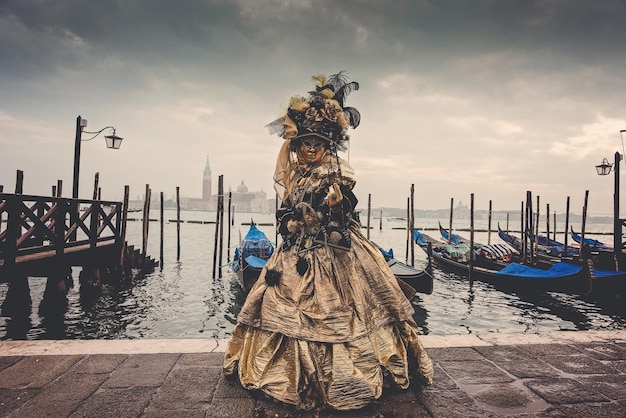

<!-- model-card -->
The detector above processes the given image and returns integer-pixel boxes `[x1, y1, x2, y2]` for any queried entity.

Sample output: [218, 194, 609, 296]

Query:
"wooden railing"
[0, 193, 124, 271]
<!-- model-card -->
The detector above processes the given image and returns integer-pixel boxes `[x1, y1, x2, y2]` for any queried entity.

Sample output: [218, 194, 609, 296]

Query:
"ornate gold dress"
[223, 156, 433, 410]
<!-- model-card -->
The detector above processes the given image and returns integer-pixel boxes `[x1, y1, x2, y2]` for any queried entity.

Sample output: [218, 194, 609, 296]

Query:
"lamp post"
[596, 130, 625, 270]
[72, 115, 123, 199]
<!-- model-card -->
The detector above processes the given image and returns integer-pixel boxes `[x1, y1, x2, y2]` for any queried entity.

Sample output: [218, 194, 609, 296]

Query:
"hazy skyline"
[2, 1, 625, 215]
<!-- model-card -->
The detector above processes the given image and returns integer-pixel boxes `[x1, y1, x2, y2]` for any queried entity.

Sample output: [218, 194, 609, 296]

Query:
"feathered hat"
[267, 71, 361, 151]
[270, 71, 360, 202]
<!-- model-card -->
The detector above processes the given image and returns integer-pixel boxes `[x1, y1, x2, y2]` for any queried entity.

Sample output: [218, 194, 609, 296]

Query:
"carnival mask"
[298, 138, 327, 164]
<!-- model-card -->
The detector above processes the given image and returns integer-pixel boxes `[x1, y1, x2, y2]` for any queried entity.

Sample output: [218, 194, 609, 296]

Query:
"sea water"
[0, 210, 624, 340]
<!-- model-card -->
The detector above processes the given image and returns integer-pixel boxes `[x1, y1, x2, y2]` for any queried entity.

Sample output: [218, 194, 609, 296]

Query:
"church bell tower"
[202, 156, 212, 201]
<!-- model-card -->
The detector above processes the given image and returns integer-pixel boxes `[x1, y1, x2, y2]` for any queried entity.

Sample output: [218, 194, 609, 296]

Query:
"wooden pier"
[0, 193, 129, 277]
[0, 191, 158, 318]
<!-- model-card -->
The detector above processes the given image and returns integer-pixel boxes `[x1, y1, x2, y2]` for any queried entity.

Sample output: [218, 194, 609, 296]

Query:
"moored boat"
[376, 245, 434, 295]
[570, 226, 613, 251]
[232, 223, 275, 293]
[417, 231, 592, 295]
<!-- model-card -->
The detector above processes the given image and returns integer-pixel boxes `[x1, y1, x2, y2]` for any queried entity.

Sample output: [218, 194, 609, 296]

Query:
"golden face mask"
[298, 138, 327, 164]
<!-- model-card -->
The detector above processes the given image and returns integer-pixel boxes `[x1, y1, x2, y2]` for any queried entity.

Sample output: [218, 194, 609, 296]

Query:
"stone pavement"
[0, 330, 625, 417]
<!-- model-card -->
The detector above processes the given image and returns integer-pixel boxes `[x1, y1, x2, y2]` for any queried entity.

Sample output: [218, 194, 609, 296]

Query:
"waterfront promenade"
[0, 330, 624, 417]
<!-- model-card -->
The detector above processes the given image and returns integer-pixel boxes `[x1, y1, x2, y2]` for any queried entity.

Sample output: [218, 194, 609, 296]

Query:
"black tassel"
[265, 269, 281, 286]
[296, 256, 309, 275]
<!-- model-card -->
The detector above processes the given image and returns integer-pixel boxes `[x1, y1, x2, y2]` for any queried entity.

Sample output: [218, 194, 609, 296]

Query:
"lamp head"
[104, 133, 123, 149]
[596, 158, 613, 176]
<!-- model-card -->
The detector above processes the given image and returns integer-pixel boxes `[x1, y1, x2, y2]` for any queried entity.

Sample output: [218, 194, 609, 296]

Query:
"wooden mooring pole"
[92, 172, 99, 200]
[564, 196, 571, 258]
[405, 197, 410, 264]
[120, 186, 129, 268]
[520, 201, 524, 261]
[469, 193, 474, 285]
[487, 200, 492, 245]
[218, 178, 225, 279]
[212, 175, 224, 279]
[534, 195, 540, 260]
[448, 197, 454, 244]
[142, 184, 151, 259]
[580, 190, 589, 261]
[160, 191, 164, 270]
[176, 187, 181, 261]
[410, 184, 415, 267]
[546, 203, 551, 250]
[15, 170, 23, 195]
[227, 191, 232, 263]
[367, 193, 371, 240]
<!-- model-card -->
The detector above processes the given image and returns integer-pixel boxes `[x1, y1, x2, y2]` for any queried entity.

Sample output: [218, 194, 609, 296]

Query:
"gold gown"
[223, 157, 433, 410]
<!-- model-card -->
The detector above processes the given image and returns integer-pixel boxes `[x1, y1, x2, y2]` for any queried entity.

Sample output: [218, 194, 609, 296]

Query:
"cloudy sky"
[1, 0, 625, 216]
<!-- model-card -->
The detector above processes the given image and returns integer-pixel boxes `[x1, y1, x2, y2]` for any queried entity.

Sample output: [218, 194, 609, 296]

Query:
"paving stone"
[316, 403, 382, 417]
[8, 372, 107, 418]
[69, 386, 156, 418]
[177, 352, 224, 368]
[213, 372, 255, 399]
[0, 356, 22, 371]
[377, 380, 424, 403]
[525, 378, 608, 404]
[553, 401, 626, 418]
[540, 354, 619, 375]
[253, 396, 318, 417]
[148, 367, 218, 410]
[575, 374, 626, 401]
[377, 400, 430, 418]
[437, 359, 514, 385]
[0, 388, 39, 415]
[205, 398, 256, 417]
[474, 345, 560, 378]
[417, 388, 494, 417]
[0, 355, 82, 388]
[103, 353, 180, 388]
[143, 409, 206, 418]
[426, 363, 458, 390]
[73, 354, 127, 374]
[473, 383, 534, 409]
[605, 360, 626, 373]
[518, 344, 581, 357]
[426, 346, 485, 362]
[573, 343, 626, 360]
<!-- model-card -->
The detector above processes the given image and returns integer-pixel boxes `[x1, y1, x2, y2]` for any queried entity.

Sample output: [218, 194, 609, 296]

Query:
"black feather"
[333, 81, 359, 107]
[343, 107, 361, 129]
[265, 269, 281, 286]
[296, 256, 309, 275]
[327, 71, 349, 90]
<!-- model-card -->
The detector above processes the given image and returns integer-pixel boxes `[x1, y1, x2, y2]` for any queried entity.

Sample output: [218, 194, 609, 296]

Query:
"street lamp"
[72, 115, 124, 199]
[596, 131, 625, 270]
[595, 158, 613, 176]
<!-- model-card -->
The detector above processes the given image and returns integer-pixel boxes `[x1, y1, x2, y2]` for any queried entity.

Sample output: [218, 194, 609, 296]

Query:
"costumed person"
[223, 71, 433, 411]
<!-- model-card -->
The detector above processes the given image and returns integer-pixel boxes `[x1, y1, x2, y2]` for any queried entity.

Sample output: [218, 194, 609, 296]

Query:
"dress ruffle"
[224, 319, 433, 410]
[223, 226, 433, 410]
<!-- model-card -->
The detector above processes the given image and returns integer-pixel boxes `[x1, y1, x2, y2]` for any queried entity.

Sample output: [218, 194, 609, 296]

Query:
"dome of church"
[237, 180, 248, 193]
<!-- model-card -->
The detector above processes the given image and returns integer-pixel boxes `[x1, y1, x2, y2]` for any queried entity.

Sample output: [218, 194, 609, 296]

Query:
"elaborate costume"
[224, 72, 433, 410]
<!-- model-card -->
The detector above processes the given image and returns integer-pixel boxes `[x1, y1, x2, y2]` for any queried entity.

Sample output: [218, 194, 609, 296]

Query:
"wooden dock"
[0, 193, 126, 278]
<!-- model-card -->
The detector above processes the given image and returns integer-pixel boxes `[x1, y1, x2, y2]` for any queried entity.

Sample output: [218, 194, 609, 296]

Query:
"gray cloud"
[1, 0, 625, 214]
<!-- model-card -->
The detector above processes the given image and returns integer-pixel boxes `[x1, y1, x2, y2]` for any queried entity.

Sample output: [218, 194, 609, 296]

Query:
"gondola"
[232, 223, 275, 293]
[570, 226, 612, 251]
[497, 224, 570, 267]
[417, 231, 592, 295]
[376, 245, 434, 295]
[435, 223, 518, 270]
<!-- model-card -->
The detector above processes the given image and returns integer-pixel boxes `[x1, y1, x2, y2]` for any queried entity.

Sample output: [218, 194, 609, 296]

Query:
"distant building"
[202, 157, 212, 201]
[184, 156, 275, 213]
